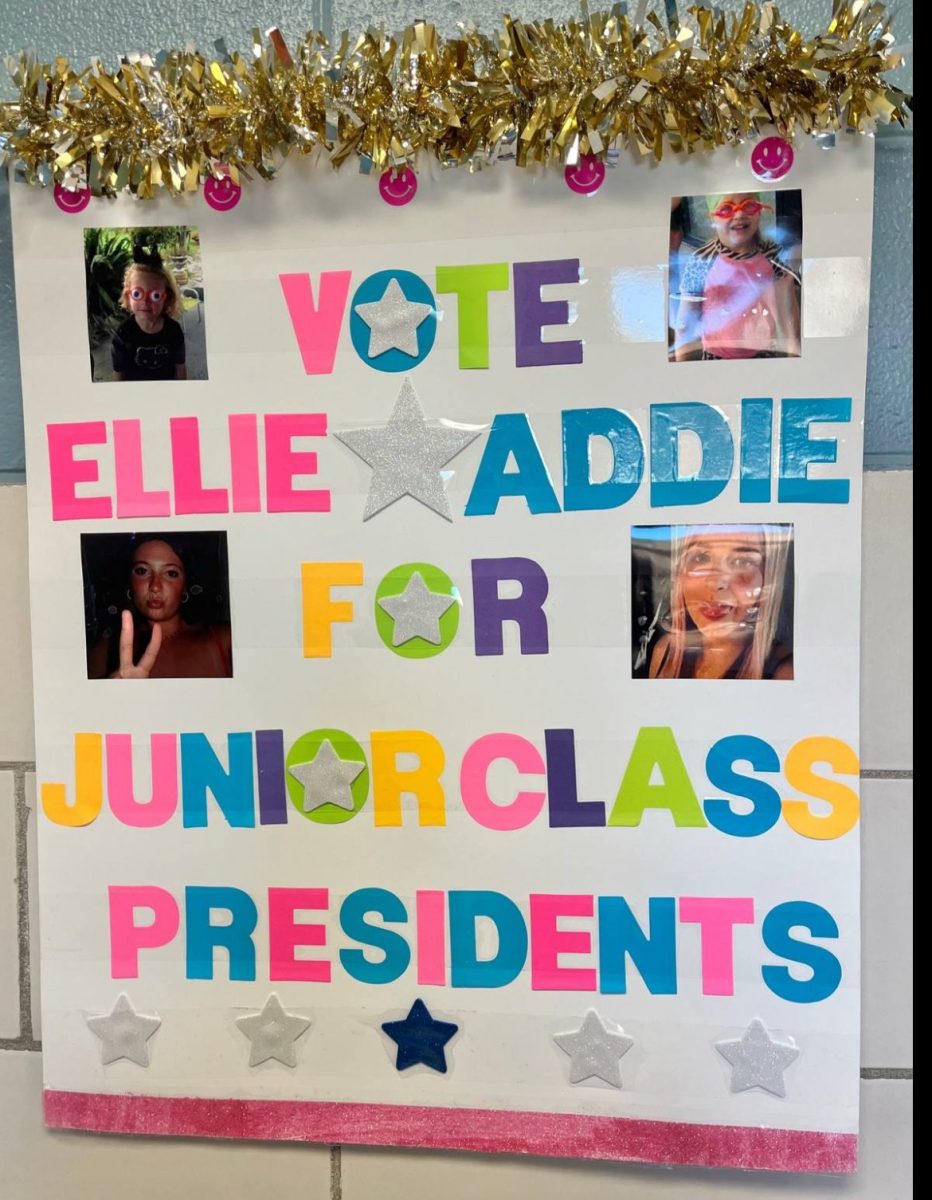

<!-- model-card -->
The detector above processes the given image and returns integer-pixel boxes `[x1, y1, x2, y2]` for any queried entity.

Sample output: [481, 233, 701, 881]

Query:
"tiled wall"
[0, 472, 912, 1198]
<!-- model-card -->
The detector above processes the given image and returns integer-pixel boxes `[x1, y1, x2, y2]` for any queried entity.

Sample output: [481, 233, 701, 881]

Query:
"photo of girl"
[111, 248, 186, 381]
[82, 532, 232, 679]
[84, 226, 207, 382]
[668, 191, 802, 362]
[631, 524, 795, 681]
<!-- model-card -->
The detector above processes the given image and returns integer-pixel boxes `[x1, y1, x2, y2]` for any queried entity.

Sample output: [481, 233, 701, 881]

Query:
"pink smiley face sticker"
[379, 168, 418, 207]
[53, 183, 91, 214]
[564, 155, 606, 196]
[750, 137, 794, 182]
[204, 169, 242, 211]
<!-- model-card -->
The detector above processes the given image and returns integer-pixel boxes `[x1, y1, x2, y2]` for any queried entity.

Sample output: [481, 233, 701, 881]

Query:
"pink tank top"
[701, 252, 778, 359]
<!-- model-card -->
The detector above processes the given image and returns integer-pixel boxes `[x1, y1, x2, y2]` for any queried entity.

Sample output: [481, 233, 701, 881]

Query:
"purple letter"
[545, 729, 606, 828]
[257, 729, 288, 826]
[472, 557, 550, 656]
[513, 260, 584, 368]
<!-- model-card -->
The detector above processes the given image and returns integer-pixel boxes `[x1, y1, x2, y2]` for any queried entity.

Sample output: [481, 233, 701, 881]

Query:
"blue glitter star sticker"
[381, 999, 459, 1073]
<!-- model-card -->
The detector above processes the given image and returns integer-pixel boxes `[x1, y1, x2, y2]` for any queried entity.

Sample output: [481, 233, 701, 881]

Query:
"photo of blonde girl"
[632, 524, 795, 681]
[84, 225, 207, 382]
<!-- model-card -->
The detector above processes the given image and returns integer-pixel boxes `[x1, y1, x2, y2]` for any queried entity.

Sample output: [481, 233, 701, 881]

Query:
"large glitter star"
[381, 998, 459, 1073]
[715, 1018, 800, 1098]
[334, 378, 482, 520]
[86, 993, 161, 1067]
[236, 994, 311, 1067]
[553, 1009, 635, 1087]
[378, 572, 457, 645]
[289, 739, 365, 813]
[354, 277, 434, 358]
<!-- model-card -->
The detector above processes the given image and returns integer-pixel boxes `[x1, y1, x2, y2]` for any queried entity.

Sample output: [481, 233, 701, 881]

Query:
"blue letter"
[562, 408, 644, 511]
[339, 888, 411, 984]
[761, 901, 842, 1002]
[650, 403, 734, 507]
[704, 735, 782, 837]
[465, 414, 561, 516]
[185, 886, 258, 980]
[449, 891, 528, 987]
[598, 897, 677, 994]
[740, 398, 773, 503]
[778, 398, 851, 503]
[181, 733, 255, 828]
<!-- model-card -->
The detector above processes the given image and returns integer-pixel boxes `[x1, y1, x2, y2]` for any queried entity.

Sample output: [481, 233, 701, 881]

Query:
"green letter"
[608, 727, 707, 827]
[436, 263, 509, 369]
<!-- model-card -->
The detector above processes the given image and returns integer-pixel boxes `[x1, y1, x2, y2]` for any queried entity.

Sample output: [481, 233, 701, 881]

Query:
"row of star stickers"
[88, 994, 799, 1097]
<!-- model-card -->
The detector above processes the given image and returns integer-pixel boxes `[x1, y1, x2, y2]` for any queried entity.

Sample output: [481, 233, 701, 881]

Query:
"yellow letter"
[782, 737, 860, 840]
[41, 732, 103, 827]
[301, 562, 363, 657]
[371, 730, 446, 826]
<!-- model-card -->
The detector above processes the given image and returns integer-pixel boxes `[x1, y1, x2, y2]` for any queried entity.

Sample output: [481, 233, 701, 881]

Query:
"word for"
[302, 557, 550, 657]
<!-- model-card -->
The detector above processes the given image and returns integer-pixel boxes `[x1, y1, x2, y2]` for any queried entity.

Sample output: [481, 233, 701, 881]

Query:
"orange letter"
[782, 737, 860, 840]
[41, 733, 103, 827]
[301, 562, 363, 657]
[371, 730, 446, 826]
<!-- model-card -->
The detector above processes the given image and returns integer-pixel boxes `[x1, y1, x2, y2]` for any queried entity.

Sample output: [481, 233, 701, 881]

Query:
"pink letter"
[679, 897, 755, 995]
[265, 413, 330, 513]
[109, 886, 180, 978]
[416, 890, 446, 985]
[106, 734, 178, 828]
[280, 272, 352, 375]
[269, 888, 331, 982]
[113, 420, 170, 518]
[170, 417, 229, 514]
[229, 414, 262, 513]
[460, 733, 546, 830]
[47, 422, 112, 521]
[530, 894, 597, 990]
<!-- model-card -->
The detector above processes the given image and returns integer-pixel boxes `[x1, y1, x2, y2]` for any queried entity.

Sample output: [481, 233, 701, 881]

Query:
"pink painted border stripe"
[44, 1091, 857, 1174]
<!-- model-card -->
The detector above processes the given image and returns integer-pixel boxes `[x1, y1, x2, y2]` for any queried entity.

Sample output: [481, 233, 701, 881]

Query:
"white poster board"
[12, 133, 872, 1172]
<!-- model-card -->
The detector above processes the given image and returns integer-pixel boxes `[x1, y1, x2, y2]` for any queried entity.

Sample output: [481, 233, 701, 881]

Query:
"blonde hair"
[120, 262, 181, 318]
[651, 524, 790, 680]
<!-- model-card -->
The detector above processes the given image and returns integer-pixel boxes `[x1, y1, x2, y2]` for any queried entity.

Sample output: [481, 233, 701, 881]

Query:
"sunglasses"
[710, 199, 772, 220]
[128, 286, 166, 303]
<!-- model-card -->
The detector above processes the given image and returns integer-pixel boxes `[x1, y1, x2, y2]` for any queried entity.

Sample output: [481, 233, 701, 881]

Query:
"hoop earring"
[126, 588, 132, 600]
[182, 590, 190, 604]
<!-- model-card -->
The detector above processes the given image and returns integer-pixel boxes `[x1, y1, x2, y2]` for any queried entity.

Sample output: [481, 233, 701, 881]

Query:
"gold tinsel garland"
[0, 2, 911, 199]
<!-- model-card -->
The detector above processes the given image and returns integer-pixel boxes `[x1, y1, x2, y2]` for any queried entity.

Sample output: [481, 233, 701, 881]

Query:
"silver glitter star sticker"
[86, 993, 161, 1067]
[236, 994, 311, 1067]
[553, 1009, 635, 1087]
[715, 1018, 800, 1098]
[378, 572, 457, 645]
[354, 277, 434, 358]
[334, 378, 482, 521]
[289, 739, 365, 813]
